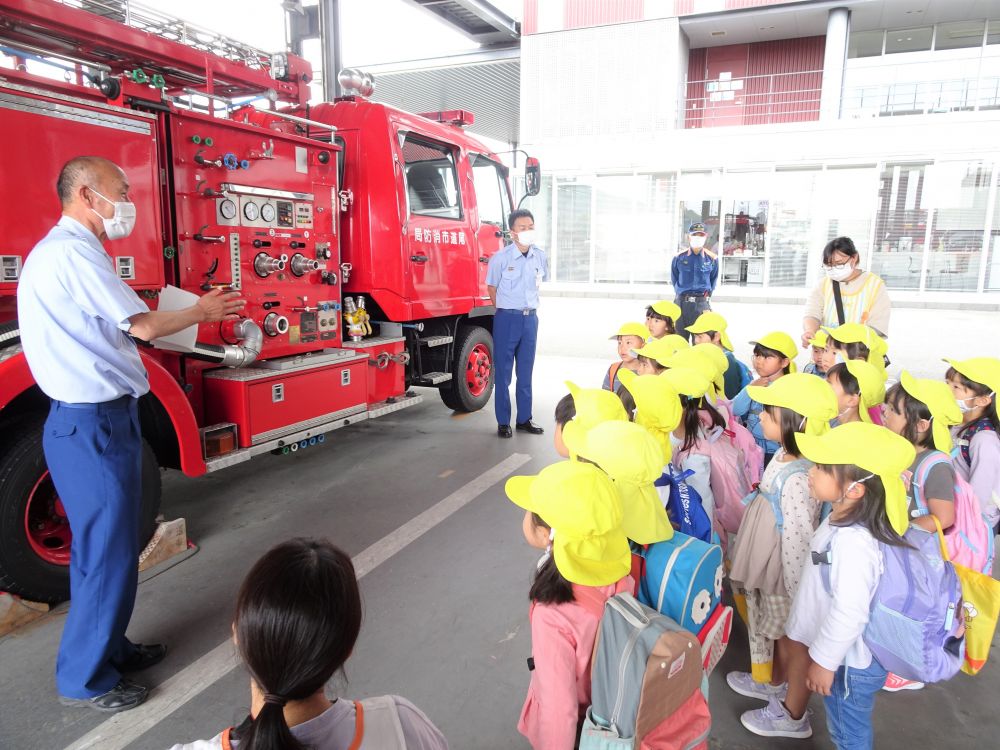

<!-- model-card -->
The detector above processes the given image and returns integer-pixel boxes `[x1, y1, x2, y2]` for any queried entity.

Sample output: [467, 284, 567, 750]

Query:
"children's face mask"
[956, 393, 994, 413]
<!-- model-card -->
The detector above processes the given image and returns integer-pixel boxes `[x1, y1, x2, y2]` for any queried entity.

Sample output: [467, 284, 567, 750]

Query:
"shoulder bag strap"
[347, 700, 366, 750]
[832, 280, 846, 326]
[221, 728, 234, 750]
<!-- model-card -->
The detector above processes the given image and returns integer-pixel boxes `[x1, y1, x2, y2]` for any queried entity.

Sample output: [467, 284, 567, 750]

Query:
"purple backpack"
[820, 525, 965, 683]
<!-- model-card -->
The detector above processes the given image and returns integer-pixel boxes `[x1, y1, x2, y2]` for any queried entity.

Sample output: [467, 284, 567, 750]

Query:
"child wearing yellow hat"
[552, 382, 627, 459]
[782, 424, 915, 747]
[645, 300, 681, 339]
[945, 357, 1000, 529]
[803, 330, 836, 379]
[616, 369, 683, 466]
[826, 360, 886, 427]
[822, 322, 889, 371]
[732, 331, 799, 466]
[688, 311, 753, 399]
[726, 374, 838, 738]
[603, 322, 647, 393]
[506, 461, 634, 750]
[632, 334, 689, 376]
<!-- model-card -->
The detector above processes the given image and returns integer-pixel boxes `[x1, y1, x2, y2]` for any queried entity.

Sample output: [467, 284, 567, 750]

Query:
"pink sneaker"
[882, 673, 924, 692]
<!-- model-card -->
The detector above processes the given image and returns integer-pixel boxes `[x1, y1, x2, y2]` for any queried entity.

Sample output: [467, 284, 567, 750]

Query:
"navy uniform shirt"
[671, 249, 719, 295]
[486, 243, 549, 309]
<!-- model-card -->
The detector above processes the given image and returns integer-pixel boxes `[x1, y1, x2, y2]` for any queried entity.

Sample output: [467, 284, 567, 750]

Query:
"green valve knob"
[191, 135, 202, 144]
[163, 245, 176, 259]
[204, 137, 215, 147]
[130, 68, 149, 84]
[151, 74, 166, 89]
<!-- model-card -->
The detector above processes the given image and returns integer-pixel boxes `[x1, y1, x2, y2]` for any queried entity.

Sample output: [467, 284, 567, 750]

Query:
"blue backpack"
[639, 531, 724, 634]
[656, 466, 713, 543]
[819, 525, 965, 684]
[740, 458, 823, 531]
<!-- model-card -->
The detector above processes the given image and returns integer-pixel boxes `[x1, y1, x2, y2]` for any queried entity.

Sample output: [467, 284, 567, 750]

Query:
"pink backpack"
[909, 451, 995, 575]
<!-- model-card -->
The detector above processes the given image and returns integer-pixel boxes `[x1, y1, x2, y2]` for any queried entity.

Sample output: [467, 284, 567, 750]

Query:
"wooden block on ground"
[138, 518, 188, 572]
[0, 592, 49, 638]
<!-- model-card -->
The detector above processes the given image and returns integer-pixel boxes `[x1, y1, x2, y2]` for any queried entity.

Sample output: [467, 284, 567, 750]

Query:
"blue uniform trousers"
[44, 396, 141, 698]
[492, 309, 538, 426]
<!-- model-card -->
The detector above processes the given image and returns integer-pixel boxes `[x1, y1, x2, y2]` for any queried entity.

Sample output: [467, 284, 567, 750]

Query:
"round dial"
[243, 201, 260, 222]
[261, 203, 276, 223]
[219, 199, 237, 220]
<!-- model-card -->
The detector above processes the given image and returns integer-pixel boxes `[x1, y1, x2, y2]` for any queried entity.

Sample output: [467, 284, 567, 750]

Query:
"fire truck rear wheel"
[439, 325, 494, 413]
[0, 419, 162, 604]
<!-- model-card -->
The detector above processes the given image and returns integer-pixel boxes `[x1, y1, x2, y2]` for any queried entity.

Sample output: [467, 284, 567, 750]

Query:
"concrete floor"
[0, 297, 998, 749]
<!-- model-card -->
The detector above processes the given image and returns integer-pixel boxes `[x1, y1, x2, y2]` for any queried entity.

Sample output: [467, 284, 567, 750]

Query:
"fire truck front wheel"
[0, 419, 162, 604]
[439, 325, 494, 413]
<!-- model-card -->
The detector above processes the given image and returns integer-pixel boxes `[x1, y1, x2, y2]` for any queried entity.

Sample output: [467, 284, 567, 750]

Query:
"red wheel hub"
[24, 471, 71, 566]
[465, 343, 492, 398]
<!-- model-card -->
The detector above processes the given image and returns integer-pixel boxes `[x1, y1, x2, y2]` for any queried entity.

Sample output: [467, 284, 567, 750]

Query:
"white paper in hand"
[151, 285, 200, 353]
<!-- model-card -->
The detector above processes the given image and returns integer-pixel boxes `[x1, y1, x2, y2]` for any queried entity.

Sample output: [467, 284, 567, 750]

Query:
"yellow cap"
[750, 332, 799, 373]
[746, 372, 838, 436]
[566, 421, 674, 544]
[633, 334, 689, 367]
[842, 360, 887, 424]
[822, 323, 888, 367]
[686, 311, 734, 351]
[565, 381, 628, 431]
[944, 357, 1000, 395]
[649, 300, 682, 322]
[618, 368, 683, 463]
[795, 423, 916, 536]
[809, 330, 829, 349]
[899, 371, 962, 452]
[690, 343, 729, 397]
[660, 364, 713, 400]
[506, 461, 632, 586]
[609, 322, 650, 341]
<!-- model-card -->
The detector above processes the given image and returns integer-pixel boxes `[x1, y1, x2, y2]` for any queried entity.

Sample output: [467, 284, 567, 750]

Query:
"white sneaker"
[882, 673, 925, 692]
[741, 696, 813, 739]
[726, 671, 788, 701]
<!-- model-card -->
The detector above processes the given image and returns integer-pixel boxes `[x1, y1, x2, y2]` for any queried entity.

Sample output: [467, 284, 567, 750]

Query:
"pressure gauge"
[261, 203, 276, 223]
[219, 198, 237, 220]
[243, 201, 260, 222]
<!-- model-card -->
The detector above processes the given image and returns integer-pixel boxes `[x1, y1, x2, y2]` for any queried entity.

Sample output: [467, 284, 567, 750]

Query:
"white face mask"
[515, 229, 537, 247]
[824, 262, 854, 282]
[89, 187, 137, 240]
[956, 393, 994, 413]
[689, 235, 707, 249]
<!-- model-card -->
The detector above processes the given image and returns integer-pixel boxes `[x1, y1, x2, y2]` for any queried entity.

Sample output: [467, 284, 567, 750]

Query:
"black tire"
[0, 420, 161, 603]
[439, 325, 494, 413]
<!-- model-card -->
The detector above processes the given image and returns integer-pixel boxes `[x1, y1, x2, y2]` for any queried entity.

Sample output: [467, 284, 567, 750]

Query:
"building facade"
[518, 0, 1000, 301]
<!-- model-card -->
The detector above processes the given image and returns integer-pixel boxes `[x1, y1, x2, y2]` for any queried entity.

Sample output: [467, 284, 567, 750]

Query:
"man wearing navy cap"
[671, 222, 718, 341]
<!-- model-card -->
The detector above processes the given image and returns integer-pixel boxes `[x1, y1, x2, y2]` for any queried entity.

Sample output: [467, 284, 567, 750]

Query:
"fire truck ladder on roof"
[0, 0, 311, 104]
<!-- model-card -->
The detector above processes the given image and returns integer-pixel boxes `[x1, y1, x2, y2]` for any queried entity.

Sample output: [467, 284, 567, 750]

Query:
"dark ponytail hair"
[233, 538, 363, 750]
[554, 393, 576, 428]
[528, 514, 574, 604]
[615, 384, 636, 420]
[680, 396, 725, 452]
[885, 382, 935, 449]
[763, 404, 807, 457]
[816, 464, 910, 548]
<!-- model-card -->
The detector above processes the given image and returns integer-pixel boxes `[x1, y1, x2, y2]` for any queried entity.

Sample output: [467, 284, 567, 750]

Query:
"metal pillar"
[820, 7, 850, 121]
[319, 0, 342, 100]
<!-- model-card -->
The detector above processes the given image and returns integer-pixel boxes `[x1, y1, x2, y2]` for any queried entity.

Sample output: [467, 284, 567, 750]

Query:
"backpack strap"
[221, 728, 233, 750]
[958, 418, 997, 466]
[910, 450, 951, 517]
[607, 361, 622, 390]
[757, 458, 812, 533]
[348, 700, 366, 750]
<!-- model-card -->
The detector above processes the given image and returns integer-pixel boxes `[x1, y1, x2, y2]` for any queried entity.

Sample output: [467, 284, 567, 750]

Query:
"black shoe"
[498, 424, 513, 438]
[516, 421, 544, 435]
[59, 679, 148, 713]
[115, 643, 167, 672]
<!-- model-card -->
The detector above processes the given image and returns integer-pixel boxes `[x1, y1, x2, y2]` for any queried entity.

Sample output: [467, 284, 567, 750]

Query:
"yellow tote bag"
[933, 517, 1000, 675]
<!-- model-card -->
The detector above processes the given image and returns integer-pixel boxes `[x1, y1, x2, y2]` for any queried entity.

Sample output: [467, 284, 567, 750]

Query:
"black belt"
[678, 292, 710, 301]
[53, 394, 135, 410]
[498, 308, 536, 316]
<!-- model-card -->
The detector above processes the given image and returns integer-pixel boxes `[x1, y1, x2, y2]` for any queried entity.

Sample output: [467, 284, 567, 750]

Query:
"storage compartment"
[341, 336, 407, 404]
[203, 354, 368, 447]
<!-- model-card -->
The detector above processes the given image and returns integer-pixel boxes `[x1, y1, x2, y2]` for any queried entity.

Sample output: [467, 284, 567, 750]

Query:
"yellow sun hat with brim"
[899, 371, 963, 453]
[822, 323, 888, 366]
[794, 423, 916, 537]
[566, 421, 674, 544]
[943, 357, 1000, 396]
[565, 381, 628, 430]
[617, 368, 683, 462]
[648, 300, 682, 322]
[609, 322, 650, 341]
[842, 360, 887, 424]
[660, 366, 713, 400]
[686, 311, 734, 351]
[746, 372, 838, 436]
[633, 335, 689, 366]
[690, 343, 729, 397]
[505, 461, 632, 586]
[749, 332, 799, 373]
[808, 330, 829, 349]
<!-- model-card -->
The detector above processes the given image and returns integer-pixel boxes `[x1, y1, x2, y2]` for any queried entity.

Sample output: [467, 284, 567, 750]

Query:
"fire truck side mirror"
[525, 157, 541, 197]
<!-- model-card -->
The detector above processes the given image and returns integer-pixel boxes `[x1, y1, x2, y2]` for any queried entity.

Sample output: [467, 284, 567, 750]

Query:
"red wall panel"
[523, 0, 538, 34]
[562, 0, 644, 30]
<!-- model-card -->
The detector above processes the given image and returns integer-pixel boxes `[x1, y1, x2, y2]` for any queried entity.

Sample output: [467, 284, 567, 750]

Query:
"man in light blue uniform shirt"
[17, 156, 244, 713]
[486, 209, 548, 438]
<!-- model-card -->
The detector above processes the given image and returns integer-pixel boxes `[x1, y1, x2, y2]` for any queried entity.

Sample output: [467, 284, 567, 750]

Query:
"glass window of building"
[633, 173, 677, 286]
[848, 30, 884, 58]
[925, 161, 991, 292]
[935, 20, 986, 51]
[885, 26, 933, 55]
[870, 163, 930, 291]
[823, 166, 879, 286]
[678, 170, 723, 257]
[555, 177, 592, 282]
[987, 169, 1000, 291]
[769, 169, 821, 288]
[594, 175, 638, 284]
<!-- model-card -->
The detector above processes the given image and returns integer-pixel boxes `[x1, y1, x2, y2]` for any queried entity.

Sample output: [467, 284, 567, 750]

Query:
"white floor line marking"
[63, 452, 532, 750]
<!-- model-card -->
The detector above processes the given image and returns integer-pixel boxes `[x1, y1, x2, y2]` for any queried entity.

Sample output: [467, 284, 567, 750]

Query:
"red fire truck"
[0, 0, 540, 602]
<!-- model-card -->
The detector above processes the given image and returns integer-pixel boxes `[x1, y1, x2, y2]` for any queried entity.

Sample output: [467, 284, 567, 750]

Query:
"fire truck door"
[469, 154, 512, 298]
[396, 130, 473, 313]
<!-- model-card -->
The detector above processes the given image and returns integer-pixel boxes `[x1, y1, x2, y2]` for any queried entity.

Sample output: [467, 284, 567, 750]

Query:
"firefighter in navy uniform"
[672, 222, 719, 341]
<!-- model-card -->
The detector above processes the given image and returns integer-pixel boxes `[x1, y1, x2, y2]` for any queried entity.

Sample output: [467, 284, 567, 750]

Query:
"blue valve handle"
[223, 153, 239, 170]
